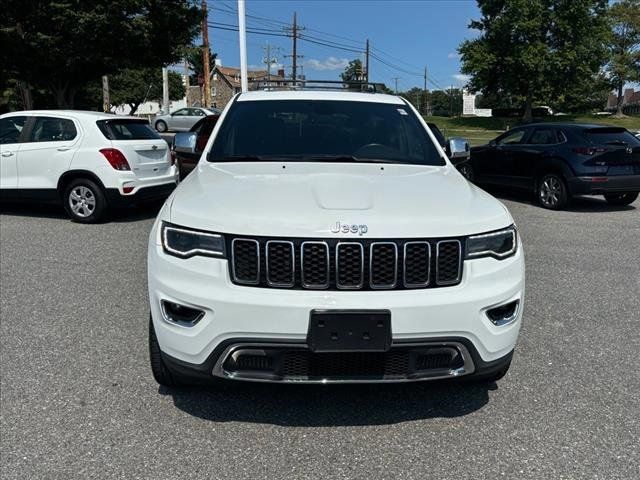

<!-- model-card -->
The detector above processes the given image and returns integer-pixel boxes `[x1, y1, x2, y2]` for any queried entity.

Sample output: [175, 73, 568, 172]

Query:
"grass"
[427, 114, 640, 146]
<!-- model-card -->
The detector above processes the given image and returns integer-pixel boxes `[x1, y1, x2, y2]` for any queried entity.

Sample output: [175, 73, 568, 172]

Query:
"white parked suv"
[0, 110, 178, 222]
[147, 88, 525, 387]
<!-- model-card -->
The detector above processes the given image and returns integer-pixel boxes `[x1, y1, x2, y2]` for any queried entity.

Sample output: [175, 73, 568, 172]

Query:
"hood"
[168, 162, 512, 238]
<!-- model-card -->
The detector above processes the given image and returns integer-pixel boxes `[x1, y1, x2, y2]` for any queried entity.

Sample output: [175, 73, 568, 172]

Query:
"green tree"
[459, 0, 609, 122]
[340, 59, 364, 82]
[183, 45, 217, 86]
[606, 0, 640, 117]
[399, 87, 425, 111]
[109, 68, 185, 115]
[1, 0, 200, 109]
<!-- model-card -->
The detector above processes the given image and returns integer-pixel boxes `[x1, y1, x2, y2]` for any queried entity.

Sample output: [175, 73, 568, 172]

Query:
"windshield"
[208, 100, 444, 165]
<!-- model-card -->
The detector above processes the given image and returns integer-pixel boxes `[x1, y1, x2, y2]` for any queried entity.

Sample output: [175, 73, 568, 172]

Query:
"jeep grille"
[230, 236, 463, 290]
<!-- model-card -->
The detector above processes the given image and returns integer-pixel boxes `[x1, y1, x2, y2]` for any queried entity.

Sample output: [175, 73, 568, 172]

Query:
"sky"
[202, 0, 481, 92]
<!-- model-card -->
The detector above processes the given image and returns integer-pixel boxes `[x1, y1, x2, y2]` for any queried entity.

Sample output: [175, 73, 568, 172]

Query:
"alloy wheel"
[539, 176, 562, 208]
[69, 186, 96, 218]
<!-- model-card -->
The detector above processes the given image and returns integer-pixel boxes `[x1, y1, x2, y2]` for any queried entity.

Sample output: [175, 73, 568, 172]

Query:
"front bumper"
[148, 232, 525, 382]
[568, 174, 640, 195]
[159, 336, 514, 384]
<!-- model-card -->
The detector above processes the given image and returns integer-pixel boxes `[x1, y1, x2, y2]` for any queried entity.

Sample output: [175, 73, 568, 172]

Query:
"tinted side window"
[428, 124, 446, 147]
[0, 116, 27, 144]
[529, 128, 559, 145]
[497, 129, 526, 145]
[30, 117, 77, 142]
[173, 109, 188, 116]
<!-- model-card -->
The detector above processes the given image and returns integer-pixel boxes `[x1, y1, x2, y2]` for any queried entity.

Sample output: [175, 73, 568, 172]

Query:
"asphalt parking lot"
[1, 190, 639, 479]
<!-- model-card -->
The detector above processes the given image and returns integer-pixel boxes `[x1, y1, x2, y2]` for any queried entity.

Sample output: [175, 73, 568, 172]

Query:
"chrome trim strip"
[265, 240, 295, 287]
[159, 300, 205, 328]
[335, 242, 364, 290]
[300, 241, 330, 289]
[231, 238, 260, 285]
[369, 242, 398, 289]
[212, 341, 475, 384]
[486, 299, 520, 327]
[403, 241, 431, 288]
[436, 239, 462, 285]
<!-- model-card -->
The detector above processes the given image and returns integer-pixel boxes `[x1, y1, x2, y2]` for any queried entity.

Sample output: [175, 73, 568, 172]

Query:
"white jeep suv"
[148, 89, 525, 386]
[0, 110, 178, 222]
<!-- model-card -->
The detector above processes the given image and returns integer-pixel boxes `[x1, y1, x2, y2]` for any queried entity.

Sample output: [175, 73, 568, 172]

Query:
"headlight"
[466, 226, 517, 260]
[161, 222, 226, 258]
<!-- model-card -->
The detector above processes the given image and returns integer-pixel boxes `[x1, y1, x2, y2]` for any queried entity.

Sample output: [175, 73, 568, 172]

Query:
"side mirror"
[173, 132, 198, 154]
[448, 137, 470, 164]
[488, 139, 496, 147]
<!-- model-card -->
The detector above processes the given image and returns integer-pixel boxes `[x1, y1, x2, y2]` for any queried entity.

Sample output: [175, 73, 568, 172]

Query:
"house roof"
[213, 66, 285, 88]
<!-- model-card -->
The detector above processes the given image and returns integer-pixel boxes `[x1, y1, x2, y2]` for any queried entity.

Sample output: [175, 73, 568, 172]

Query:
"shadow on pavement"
[480, 185, 636, 213]
[160, 380, 494, 427]
[0, 200, 163, 223]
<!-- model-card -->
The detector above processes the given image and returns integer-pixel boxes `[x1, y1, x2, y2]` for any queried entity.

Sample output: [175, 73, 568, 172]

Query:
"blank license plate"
[308, 310, 391, 352]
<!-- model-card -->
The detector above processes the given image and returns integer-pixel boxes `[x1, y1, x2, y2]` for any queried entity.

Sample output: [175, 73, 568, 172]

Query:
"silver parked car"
[154, 107, 221, 133]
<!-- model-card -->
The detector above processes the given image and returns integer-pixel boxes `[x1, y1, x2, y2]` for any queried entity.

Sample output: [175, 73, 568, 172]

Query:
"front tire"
[63, 178, 107, 223]
[149, 315, 179, 388]
[155, 120, 167, 133]
[537, 173, 568, 210]
[604, 192, 638, 206]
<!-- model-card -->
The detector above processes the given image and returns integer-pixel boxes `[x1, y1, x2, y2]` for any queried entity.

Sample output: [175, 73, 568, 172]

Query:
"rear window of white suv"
[97, 119, 161, 140]
[209, 100, 444, 166]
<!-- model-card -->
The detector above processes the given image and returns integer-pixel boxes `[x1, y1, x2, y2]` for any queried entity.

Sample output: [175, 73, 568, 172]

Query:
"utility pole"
[450, 84, 454, 117]
[238, 0, 248, 92]
[263, 43, 280, 83]
[285, 12, 304, 82]
[162, 67, 169, 114]
[201, 0, 211, 106]
[424, 66, 429, 116]
[183, 58, 190, 106]
[101, 75, 109, 113]
[365, 39, 370, 82]
[392, 77, 400, 94]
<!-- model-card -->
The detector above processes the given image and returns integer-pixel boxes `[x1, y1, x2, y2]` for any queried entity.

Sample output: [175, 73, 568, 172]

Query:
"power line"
[206, 2, 450, 91]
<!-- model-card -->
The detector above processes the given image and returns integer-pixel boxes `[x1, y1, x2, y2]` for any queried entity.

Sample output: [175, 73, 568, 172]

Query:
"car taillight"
[100, 148, 131, 171]
[170, 149, 176, 166]
[573, 147, 607, 155]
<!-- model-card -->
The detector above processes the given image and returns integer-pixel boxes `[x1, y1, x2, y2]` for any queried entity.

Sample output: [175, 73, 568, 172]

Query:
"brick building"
[606, 88, 640, 115]
[210, 66, 286, 109]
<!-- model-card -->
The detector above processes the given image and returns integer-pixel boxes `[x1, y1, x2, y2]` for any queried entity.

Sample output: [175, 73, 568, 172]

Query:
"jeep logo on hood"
[331, 222, 368, 236]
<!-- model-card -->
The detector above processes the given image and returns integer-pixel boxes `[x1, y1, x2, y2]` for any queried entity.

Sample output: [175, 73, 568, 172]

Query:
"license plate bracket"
[308, 310, 391, 352]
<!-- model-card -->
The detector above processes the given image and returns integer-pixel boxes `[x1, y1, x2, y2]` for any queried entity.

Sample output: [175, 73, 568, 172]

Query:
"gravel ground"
[1, 190, 639, 479]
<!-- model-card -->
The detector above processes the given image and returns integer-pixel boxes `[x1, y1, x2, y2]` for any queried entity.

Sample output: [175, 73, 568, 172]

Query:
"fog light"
[161, 300, 204, 326]
[486, 300, 519, 326]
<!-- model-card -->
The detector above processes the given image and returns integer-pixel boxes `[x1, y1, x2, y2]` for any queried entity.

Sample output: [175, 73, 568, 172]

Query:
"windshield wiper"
[302, 154, 397, 164]
[215, 154, 293, 162]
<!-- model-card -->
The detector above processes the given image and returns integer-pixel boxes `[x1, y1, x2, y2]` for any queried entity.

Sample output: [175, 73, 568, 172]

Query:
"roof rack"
[248, 79, 383, 93]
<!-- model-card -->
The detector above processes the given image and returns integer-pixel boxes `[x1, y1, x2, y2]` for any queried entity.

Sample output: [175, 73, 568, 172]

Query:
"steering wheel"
[354, 143, 399, 158]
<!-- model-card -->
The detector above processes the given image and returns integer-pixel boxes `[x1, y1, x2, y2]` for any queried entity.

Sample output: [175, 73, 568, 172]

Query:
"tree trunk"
[614, 82, 625, 118]
[17, 81, 33, 110]
[52, 81, 75, 108]
[522, 94, 533, 123]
